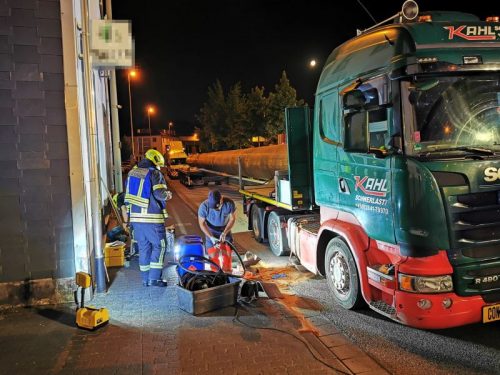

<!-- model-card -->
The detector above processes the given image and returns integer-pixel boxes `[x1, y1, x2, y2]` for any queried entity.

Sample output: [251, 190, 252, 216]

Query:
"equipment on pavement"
[74, 272, 109, 330]
[175, 236, 249, 315]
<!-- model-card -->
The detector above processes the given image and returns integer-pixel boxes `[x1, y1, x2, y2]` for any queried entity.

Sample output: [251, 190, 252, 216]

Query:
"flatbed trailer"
[179, 168, 227, 188]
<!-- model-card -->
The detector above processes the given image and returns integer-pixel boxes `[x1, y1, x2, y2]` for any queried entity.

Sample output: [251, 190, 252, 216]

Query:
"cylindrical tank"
[187, 144, 287, 180]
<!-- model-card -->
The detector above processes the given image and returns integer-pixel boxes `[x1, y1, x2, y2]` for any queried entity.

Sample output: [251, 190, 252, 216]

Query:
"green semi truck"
[241, 2, 500, 328]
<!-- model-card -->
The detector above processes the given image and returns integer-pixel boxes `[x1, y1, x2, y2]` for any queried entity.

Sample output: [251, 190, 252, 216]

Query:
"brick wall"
[0, 0, 74, 292]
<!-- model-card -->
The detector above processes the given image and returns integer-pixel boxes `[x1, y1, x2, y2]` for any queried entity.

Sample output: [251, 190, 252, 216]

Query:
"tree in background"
[221, 83, 246, 149]
[266, 71, 305, 142]
[197, 71, 304, 151]
[197, 80, 226, 151]
[245, 86, 268, 145]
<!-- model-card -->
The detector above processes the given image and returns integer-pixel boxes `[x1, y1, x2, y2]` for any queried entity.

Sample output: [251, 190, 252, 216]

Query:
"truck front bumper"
[395, 291, 490, 329]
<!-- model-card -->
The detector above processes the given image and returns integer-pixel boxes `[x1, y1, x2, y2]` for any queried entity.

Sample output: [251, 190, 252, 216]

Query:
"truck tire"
[251, 204, 263, 243]
[267, 211, 288, 256]
[325, 237, 364, 310]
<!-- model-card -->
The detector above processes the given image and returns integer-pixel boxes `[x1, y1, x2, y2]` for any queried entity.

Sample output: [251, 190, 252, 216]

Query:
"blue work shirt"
[198, 197, 236, 230]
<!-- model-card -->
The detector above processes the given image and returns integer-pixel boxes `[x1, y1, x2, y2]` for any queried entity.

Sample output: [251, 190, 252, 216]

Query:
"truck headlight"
[398, 273, 453, 294]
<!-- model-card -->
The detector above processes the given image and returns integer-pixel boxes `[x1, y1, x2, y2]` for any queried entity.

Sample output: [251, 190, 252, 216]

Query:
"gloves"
[210, 236, 218, 245]
[166, 191, 173, 200]
[219, 232, 227, 243]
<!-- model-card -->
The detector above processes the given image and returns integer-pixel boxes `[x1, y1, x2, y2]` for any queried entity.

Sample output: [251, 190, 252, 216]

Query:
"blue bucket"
[176, 235, 204, 277]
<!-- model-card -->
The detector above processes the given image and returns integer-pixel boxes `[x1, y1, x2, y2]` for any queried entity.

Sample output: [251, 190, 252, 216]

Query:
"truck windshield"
[403, 74, 500, 155]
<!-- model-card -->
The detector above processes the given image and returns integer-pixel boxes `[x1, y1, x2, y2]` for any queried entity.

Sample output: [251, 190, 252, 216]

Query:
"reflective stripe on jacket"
[125, 161, 169, 224]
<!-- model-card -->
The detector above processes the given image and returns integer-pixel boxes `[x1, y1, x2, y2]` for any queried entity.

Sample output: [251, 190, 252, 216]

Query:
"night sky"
[112, 0, 493, 136]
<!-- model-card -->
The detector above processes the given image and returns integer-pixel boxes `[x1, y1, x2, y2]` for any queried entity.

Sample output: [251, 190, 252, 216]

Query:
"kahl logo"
[444, 25, 499, 41]
[354, 176, 388, 197]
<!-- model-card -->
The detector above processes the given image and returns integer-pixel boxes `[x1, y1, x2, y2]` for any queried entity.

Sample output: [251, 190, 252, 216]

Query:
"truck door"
[338, 76, 395, 243]
[314, 91, 341, 207]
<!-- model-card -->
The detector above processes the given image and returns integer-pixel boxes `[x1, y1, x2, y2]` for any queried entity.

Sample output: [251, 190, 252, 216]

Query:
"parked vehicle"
[164, 140, 189, 179]
[192, 3, 500, 329]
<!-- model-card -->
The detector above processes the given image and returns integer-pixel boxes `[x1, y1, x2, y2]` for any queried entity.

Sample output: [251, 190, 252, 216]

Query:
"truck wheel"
[325, 237, 364, 309]
[267, 211, 288, 256]
[251, 205, 263, 243]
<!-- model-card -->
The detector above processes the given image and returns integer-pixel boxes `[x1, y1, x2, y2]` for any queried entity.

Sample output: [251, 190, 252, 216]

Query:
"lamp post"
[147, 105, 155, 136]
[168, 121, 173, 137]
[128, 69, 137, 160]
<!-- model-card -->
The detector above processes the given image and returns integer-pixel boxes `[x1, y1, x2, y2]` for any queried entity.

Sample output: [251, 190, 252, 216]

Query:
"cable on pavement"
[232, 305, 350, 374]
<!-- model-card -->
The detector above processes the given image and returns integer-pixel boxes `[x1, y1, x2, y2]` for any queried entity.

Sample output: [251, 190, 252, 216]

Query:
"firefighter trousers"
[133, 223, 167, 282]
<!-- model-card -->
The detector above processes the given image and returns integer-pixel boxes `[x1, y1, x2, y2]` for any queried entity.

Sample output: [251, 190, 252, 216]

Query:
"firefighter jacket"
[125, 159, 169, 224]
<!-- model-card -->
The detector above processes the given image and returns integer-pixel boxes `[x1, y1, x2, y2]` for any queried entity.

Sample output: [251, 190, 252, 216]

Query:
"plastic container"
[104, 243, 125, 267]
[176, 277, 241, 315]
[176, 235, 204, 277]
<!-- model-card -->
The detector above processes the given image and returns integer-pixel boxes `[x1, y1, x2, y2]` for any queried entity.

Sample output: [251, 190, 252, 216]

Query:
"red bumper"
[395, 291, 487, 329]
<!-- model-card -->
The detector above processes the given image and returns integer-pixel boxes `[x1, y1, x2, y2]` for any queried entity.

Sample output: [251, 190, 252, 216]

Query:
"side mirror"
[343, 90, 365, 110]
[344, 112, 369, 153]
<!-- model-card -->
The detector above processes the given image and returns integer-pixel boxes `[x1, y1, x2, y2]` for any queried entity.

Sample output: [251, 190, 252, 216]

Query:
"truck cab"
[164, 140, 189, 179]
[298, 6, 500, 328]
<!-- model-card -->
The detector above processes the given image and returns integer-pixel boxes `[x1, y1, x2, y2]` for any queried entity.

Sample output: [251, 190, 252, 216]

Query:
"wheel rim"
[268, 216, 280, 250]
[329, 251, 350, 296]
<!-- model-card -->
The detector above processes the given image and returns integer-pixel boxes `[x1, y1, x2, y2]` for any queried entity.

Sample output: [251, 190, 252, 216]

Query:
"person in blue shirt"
[198, 190, 236, 271]
[198, 190, 236, 273]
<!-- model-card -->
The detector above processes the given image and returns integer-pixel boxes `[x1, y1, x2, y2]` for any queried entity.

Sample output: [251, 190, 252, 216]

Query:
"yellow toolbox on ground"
[104, 242, 125, 267]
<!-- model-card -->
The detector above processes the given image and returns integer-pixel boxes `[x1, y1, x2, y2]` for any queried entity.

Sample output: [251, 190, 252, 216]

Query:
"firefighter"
[125, 149, 172, 287]
[198, 189, 236, 272]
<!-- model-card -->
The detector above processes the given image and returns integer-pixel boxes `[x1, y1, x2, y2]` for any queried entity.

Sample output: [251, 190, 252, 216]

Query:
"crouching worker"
[125, 149, 172, 287]
[198, 189, 236, 273]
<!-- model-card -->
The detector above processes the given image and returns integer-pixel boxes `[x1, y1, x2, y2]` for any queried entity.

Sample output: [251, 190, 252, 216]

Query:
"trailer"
[178, 167, 228, 188]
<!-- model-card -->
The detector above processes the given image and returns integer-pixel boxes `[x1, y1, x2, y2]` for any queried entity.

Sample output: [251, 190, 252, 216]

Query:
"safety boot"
[149, 279, 168, 287]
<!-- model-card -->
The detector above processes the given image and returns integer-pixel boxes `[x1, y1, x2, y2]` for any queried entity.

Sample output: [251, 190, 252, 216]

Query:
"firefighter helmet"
[145, 149, 165, 167]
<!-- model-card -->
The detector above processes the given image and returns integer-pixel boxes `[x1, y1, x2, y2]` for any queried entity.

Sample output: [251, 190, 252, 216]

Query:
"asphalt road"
[166, 177, 500, 375]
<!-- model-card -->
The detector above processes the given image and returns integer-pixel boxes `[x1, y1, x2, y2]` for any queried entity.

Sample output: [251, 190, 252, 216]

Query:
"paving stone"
[330, 344, 367, 360]
[344, 355, 386, 374]
[319, 332, 350, 347]
[315, 323, 340, 337]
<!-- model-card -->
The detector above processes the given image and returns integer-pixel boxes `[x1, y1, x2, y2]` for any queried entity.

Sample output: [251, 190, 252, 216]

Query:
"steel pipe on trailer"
[187, 144, 288, 181]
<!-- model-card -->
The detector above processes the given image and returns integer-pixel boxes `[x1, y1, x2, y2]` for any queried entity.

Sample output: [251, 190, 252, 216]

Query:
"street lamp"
[309, 59, 317, 68]
[127, 69, 138, 160]
[168, 121, 174, 137]
[147, 105, 155, 136]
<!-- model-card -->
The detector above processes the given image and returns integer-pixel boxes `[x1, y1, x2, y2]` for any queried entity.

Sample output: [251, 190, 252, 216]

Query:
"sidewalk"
[0, 244, 388, 375]
[0, 179, 389, 374]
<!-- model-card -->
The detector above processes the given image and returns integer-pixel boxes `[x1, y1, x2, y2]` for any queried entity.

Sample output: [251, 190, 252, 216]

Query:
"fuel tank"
[187, 144, 287, 180]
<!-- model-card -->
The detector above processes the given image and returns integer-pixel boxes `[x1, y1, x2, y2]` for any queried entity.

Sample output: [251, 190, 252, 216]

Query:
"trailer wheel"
[251, 205, 263, 243]
[267, 211, 288, 256]
[325, 237, 363, 309]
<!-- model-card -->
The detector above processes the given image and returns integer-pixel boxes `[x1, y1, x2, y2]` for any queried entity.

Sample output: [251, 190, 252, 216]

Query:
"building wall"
[0, 0, 74, 304]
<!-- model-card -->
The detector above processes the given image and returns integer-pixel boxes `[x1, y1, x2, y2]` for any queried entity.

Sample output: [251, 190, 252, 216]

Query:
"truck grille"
[449, 190, 500, 250]
[447, 190, 500, 297]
